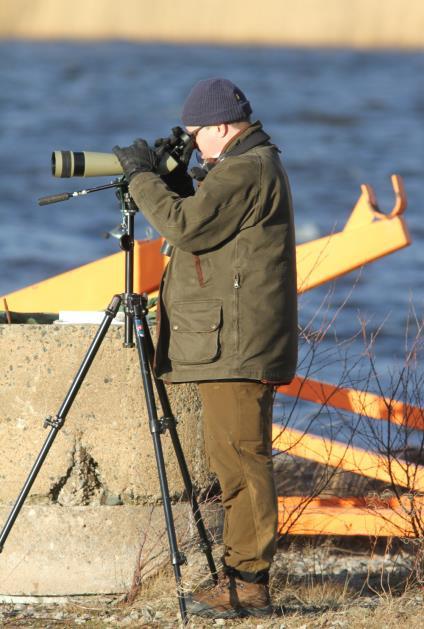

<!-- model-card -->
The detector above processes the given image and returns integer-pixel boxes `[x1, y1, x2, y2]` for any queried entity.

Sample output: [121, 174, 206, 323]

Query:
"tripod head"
[38, 177, 138, 252]
[38, 178, 144, 347]
[38, 178, 128, 207]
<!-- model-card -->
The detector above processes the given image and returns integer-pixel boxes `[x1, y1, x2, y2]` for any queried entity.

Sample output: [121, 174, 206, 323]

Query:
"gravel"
[0, 542, 422, 627]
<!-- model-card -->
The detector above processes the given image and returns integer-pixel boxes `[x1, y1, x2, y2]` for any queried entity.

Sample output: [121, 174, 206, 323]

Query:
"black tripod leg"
[142, 318, 218, 584]
[0, 295, 122, 554]
[131, 306, 188, 623]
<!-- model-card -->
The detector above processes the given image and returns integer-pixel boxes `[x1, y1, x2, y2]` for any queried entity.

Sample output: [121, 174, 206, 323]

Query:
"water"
[0, 41, 423, 443]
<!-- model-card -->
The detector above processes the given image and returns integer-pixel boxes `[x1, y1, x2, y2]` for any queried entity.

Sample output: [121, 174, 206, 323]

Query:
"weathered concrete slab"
[0, 504, 223, 595]
[0, 324, 212, 505]
[0, 324, 222, 594]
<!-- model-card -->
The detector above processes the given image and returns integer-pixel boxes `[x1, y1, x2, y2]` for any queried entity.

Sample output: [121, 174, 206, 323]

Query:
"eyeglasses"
[189, 126, 206, 144]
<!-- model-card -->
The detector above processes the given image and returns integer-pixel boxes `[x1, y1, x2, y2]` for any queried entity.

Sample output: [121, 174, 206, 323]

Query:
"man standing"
[113, 78, 298, 619]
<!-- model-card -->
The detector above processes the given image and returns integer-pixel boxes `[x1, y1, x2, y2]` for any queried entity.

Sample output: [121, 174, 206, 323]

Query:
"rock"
[142, 606, 155, 621]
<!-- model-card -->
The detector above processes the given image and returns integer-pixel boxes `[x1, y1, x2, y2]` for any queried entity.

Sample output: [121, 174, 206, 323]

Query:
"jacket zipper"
[234, 272, 240, 352]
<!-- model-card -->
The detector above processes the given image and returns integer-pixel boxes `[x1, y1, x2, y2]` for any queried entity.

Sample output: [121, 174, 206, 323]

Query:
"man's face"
[186, 124, 228, 160]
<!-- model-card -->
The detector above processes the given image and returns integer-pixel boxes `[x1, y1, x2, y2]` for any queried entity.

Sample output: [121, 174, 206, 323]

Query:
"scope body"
[52, 128, 192, 178]
[52, 149, 183, 178]
[52, 151, 122, 178]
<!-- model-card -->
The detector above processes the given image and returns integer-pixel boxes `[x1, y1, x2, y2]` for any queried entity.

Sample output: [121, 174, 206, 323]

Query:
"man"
[113, 77, 298, 619]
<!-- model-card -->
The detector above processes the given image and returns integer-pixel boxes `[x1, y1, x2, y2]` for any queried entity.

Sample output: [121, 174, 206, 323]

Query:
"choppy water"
[0, 42, 423, 443]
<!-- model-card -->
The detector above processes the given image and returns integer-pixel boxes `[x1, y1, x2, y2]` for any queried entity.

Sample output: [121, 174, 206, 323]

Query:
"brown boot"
[187, 573, 273, 619]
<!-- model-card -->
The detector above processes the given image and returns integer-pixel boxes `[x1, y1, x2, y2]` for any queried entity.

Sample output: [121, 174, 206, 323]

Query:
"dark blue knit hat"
[181, 78, 252, 126]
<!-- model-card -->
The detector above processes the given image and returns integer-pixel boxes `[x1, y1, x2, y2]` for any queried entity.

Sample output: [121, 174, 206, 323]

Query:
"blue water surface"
[0, 42, 423, 434]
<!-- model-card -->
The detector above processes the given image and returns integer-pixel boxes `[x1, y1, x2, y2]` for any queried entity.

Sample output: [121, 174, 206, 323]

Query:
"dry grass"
[119, 556, 424, 629]
[2, 537, 424, 627]
[115, 537, 424, 628]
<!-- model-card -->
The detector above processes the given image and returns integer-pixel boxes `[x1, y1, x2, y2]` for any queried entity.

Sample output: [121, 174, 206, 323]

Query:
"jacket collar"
[191, 121, 271, 182]
[221, 120, 265, 156]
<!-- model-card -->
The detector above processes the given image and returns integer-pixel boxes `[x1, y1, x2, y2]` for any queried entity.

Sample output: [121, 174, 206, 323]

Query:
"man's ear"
[216, 123, 228, 138]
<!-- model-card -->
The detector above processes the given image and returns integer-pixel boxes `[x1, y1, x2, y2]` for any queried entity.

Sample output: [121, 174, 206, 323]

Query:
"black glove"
[154, 135, 195, 197]
[112, 139, 158, 182]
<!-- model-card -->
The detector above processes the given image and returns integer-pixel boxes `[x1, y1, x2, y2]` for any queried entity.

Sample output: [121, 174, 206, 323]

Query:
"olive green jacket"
[129, 122, 298, 383]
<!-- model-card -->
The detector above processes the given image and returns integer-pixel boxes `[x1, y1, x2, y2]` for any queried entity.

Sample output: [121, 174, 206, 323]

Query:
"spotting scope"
[52, 127, 193, 178]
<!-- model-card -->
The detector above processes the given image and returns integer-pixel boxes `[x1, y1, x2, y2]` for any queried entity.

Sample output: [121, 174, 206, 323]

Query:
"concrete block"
[0, 324, 212, 505]
[0, 324, 222, 595]
[0, 503, 223, 595]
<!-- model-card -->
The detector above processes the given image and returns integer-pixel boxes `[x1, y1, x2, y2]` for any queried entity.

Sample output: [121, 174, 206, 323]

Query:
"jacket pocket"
[169, 299, 222, 365]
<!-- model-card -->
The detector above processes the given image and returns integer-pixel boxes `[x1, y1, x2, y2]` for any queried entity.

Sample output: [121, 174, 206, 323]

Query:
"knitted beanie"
[181, 78, 252, 126]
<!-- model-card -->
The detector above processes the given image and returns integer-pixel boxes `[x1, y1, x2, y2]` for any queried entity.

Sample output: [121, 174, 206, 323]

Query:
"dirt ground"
[1, 538, 423, 628]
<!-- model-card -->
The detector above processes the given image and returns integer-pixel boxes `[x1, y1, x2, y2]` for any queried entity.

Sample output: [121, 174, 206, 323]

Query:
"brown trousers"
[198, 381, 278, 574]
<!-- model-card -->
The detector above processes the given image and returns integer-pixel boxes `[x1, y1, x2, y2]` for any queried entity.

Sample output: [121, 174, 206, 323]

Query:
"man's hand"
[154, 135, 195, 197]
[112, 139, 158, 182]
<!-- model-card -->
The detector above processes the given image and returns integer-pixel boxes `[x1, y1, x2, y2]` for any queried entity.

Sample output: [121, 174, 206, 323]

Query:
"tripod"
[0, 182, 217, 623]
